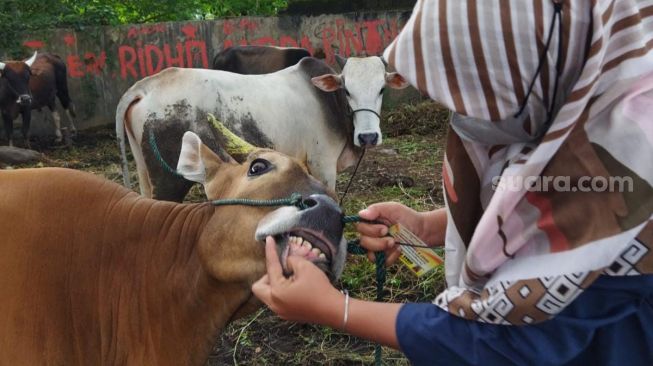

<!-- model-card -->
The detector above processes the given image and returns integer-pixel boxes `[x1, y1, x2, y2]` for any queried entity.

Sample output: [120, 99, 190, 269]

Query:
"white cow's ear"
[177, 132, 207, 184]
[311, 74, 342, 92]
[385, 72, 410, 90]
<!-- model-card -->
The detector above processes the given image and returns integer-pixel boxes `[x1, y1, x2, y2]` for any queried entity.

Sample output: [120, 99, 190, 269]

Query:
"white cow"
[116, 56, 408, 201]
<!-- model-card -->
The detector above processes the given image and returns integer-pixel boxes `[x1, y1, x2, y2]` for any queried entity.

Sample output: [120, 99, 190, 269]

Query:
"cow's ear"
[385, 72, 409, 90]
[311, 74, 342, 92]
[177, 131, 216, 184]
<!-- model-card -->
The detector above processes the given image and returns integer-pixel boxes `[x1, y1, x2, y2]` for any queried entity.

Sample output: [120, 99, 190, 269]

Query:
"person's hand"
[355, 202, 420, 265]
[252, 237, 343, 325]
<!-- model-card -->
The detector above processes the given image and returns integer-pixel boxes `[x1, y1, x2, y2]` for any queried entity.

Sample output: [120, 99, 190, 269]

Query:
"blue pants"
[397, 275, 653, 365]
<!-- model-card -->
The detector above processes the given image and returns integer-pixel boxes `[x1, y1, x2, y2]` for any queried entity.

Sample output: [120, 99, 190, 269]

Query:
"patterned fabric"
[384, 0, 653, 325]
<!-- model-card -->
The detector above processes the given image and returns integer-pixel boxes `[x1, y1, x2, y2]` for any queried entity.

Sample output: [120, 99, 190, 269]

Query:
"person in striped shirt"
[253, 1, 653, 364]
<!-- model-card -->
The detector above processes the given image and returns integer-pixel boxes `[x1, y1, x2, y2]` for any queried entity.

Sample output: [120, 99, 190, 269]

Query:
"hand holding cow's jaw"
[252, 237, 344, 325]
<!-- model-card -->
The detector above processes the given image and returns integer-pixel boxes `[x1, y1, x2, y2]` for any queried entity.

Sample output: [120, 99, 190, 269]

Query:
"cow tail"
[115, 92, 140, 189]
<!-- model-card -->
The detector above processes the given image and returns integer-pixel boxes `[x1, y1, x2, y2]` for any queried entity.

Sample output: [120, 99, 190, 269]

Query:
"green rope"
[344, 215, 386, 366]
[211, 192, 307, 210]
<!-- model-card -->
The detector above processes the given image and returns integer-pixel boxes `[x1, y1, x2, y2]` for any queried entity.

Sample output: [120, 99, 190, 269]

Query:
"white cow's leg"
[51, 110, 63, 142]
[65, 109, 77, 136]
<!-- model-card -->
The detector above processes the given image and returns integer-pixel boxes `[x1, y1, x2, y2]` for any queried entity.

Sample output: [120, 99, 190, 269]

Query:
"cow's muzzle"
[255, 194, 347, 280]
[17, 94, 32, 107]
[358, 132, 379, 147]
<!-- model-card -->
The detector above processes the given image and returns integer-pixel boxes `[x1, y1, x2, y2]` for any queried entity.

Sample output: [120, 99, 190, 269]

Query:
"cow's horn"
[207, 114, 255, 160]
[24, 51, 37, 67]
[0, 62, 5, 71]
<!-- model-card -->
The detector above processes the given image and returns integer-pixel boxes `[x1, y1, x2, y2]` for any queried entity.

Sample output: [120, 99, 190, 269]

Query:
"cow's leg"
[65, 109, 77, 136]
[2, 112, 13, 147]
[51, 110, 63, 143]
[20, 109, 31, 149]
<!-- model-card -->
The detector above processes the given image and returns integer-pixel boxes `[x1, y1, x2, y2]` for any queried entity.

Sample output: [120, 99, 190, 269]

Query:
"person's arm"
[415, 208, 447, 247]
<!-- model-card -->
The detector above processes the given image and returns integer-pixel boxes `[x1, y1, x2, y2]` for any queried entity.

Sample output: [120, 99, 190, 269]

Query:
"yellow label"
[389, 224, 444, 277]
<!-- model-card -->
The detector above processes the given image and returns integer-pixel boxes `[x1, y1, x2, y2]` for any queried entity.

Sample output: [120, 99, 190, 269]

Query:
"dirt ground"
[7, 100, 451, 365]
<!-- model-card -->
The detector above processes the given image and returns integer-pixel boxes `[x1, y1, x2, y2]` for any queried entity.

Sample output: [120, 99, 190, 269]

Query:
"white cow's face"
[311, 56, 409, 148]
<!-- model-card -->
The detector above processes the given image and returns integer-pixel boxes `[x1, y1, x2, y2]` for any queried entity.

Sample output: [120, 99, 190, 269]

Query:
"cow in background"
[0, 51, 76, 147]
[117, 56, 409, 201]
[28, 52, 77, 143]
[0, 52, 36, 147]
[212, 45, 312, 74]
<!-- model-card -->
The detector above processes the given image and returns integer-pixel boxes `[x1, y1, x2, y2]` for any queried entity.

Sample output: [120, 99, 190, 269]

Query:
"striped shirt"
[385, 0, 653, 325]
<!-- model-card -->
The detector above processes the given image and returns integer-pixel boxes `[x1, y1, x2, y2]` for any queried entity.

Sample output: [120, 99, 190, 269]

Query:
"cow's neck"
[95, 197, 251, 365]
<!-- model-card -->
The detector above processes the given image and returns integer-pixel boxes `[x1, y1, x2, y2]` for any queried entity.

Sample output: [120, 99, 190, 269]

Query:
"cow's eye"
[344, 88, 351, 97]
[379, 88, 385, 95]
[248, 159, 272, 176]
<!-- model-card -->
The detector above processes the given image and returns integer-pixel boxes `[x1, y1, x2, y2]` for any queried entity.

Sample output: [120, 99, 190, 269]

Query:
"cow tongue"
[287, 235, 328, 261]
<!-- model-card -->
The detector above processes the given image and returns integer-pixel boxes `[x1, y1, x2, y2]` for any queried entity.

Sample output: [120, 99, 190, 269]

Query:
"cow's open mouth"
[274, 229, 333, 274]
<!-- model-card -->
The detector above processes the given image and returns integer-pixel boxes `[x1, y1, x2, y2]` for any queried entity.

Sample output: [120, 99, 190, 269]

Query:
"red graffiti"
[66, 51, 106, 77]
[239, 19, 258, 31]
[223, 20, 234, 35]
[40, 15, 404, 83]
[67, 55, 85, 78]
[23, 40, 44, 49]
[279, 36, 299, 48]
[63, 34, 76, 47]
[361, 20, 385, 55]
[118, 40, 208, 80]
[181, 24, 198, 39]
[127, 24, 166, 39]
[252, 36, 276, 46]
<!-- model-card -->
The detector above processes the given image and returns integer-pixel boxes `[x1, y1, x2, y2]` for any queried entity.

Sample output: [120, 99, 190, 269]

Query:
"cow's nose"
[301, 194, 342, 215]
[17, 95, 32, 106]
[358, 133, 379, 147]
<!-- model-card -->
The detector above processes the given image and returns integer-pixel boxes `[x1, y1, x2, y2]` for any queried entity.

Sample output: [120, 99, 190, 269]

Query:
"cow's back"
[212, 46, 310, 74]
[28, 53, 72, 110]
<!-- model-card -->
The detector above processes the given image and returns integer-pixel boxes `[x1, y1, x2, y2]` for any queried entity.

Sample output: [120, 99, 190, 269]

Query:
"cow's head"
[311, 55, 409, 148]
[176, 118, 347, 291]
[0, 51, 37, 107]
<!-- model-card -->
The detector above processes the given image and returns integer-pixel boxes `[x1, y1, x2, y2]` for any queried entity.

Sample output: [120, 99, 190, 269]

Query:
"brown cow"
[0, 128, 346, 365]
[28, 52, 77, 142]
[212, 45, 311, 74]
[0, 51, 76, 147]
[0, 51, 36, 147]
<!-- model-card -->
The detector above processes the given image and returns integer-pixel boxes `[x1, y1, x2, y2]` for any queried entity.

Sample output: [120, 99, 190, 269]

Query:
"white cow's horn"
[24, 51, 38, 67]
[0, 62, 5, 71]
[207, 114, 255, 158]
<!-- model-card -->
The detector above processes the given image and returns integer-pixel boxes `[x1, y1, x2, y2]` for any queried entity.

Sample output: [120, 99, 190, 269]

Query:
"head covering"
[385, 0, 653, 325]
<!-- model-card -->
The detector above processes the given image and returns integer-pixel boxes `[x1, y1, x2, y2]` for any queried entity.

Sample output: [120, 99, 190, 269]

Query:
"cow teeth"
[303, 241, 312, 249]
[319, 253, 326, 259]
[311, 248, 321, 256]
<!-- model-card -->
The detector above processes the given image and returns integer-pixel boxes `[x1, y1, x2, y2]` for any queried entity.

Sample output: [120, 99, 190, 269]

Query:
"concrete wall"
[15, 11, 420, 136]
